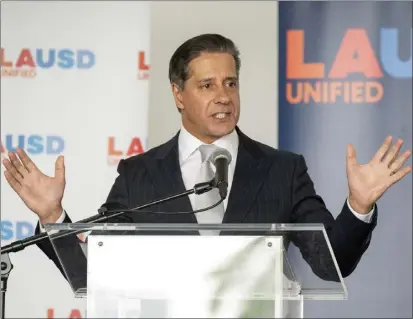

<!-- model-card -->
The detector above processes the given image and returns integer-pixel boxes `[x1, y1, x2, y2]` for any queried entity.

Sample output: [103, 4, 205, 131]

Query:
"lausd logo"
[47, 308, 83, 319]
[1, 48, 95, 78]
[1, 135, 65, 158]
[137, 51, 150, 80]
[108, 136, 145, 166]
[1, 220, 35, 241]
[286, 28, 412, 104]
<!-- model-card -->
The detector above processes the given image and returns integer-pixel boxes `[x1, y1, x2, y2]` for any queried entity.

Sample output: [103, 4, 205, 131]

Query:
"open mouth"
[212, 112, 231, 119]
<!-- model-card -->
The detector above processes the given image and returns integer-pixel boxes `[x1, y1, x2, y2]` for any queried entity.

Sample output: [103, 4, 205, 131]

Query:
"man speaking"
[3, 34, 411, 281]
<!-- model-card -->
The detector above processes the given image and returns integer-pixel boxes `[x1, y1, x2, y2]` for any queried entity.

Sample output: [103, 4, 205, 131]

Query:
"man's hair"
[168, 33, 241, 90]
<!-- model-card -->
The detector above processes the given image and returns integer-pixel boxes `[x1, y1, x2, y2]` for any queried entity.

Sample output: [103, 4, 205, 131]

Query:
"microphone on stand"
[0, 153, 231, 319]
[210, 148, 232, 199]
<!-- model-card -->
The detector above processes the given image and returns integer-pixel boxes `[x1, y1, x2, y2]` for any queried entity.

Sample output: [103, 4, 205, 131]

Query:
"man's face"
[172, 52, 240, 143]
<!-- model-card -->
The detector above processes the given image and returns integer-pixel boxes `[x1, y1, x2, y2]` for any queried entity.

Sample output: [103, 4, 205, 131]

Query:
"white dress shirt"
[177, 125, 374, 222]
[178, 125, 239, 211]
[40, 125, 374, 230]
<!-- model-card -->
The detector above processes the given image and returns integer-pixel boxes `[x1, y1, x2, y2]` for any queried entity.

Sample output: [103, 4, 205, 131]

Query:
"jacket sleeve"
[288, 154, 377, 280]
[35, 159, 132, 285]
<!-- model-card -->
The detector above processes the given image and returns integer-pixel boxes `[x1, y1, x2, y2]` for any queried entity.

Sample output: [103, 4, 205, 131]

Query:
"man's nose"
[214, 86, 231, 104]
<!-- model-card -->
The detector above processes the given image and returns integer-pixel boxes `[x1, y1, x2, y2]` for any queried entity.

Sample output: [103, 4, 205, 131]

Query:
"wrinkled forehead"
[186, 52, 237, 82]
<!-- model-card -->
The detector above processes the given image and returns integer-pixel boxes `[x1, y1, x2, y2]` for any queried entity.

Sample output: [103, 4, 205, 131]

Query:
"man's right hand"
[2, 148, 66, 225]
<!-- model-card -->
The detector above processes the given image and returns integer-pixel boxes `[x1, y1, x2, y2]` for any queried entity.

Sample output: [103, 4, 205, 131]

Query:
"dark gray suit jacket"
[36, 127, 377, 286]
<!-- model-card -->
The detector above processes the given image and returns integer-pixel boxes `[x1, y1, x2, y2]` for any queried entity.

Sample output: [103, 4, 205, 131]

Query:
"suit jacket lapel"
[143, 128, 273, 224]
[223, 128, 273, 223]
[144, 132, 196, 223]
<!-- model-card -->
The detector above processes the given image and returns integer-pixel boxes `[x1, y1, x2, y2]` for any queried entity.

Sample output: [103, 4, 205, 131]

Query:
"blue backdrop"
[278, 1, 412, 318]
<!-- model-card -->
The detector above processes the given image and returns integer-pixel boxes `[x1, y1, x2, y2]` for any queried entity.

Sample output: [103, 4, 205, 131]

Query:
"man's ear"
[172, 83, 184, 112]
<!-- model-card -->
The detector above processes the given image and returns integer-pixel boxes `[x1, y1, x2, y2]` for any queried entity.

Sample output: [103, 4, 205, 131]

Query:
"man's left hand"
[346, 136, 411, 214]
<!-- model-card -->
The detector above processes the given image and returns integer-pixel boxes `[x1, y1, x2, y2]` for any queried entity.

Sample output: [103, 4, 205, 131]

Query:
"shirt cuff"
[39, 209, 66, 233]
[347, 198, 374, 223]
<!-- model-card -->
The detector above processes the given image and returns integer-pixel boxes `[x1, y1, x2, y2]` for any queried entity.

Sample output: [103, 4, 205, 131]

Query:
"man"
[3, 34, 411, 283]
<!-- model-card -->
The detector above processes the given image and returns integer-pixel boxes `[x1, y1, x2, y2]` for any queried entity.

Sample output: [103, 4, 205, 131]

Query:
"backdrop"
[1, 1, 412, 318]
[278, 1, 412, 318]
[1, 1, 150, 318]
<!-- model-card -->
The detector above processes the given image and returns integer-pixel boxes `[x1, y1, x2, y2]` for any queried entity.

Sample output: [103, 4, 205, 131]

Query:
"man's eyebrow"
[197, 76, 238, 83]
[225, 76, 238, 81]
[197, 77, 213, 83]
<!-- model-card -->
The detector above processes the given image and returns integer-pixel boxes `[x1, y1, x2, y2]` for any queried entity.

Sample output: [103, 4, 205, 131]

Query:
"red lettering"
[47, 308, 82, 318]
[329, 82, 343, 103]
[329, 29, 383, 79]
[69, 309, 82, 318]
[286, 30, 324, 79]
[47, 308, 54, 319]
[108, 137, 122, 156]
[16, 49, 35, 68]
[285, 80, 383, 104]
[138, 51, 150, 71]
[127, 137, 144, 156]
[1, 48, 12, 67]
[365, 81, 383, 103]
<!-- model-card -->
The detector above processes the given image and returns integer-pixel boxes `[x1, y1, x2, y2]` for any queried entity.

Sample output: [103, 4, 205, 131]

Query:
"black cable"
[1, 181, 225, 254]
[43, 196, 226, 243]
[102, 196, 225, 216]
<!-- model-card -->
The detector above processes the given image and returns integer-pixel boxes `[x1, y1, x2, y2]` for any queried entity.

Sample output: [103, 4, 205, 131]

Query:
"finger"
[8, 151, 28, 178]
[383, 138, 403, 166]
[388, 165, 411, 186]
[16, 148, 37, 173]
[373, 136, 392, 163]
[2, 157, 24, 183]
[4, 170, 22, 193]
[346, 144, 357, 167]
[389, 149, 412, 173]
[54, 155, 65, 181]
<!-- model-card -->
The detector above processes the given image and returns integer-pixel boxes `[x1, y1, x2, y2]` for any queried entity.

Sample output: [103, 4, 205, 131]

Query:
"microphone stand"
[0, 180, 215, 319]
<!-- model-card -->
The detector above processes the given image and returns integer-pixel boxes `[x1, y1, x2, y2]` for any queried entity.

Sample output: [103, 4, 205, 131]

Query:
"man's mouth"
[212, 112, 231, 119]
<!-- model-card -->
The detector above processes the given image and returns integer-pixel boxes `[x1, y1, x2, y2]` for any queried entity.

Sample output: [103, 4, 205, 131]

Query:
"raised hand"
[346, 136, 411, 214]
[2, 148, 66, 224]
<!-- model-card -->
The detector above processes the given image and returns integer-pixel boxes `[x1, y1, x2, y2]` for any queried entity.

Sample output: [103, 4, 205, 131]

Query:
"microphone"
[1, 179, 218, 256]
[211, 148, 232, 199]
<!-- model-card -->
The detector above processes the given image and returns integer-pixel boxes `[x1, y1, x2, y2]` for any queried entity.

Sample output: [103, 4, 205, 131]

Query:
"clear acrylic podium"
[44, 223, 347, 318]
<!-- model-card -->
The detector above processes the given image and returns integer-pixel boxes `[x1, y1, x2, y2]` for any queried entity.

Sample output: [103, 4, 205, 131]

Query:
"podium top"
[46, 222, 334, 232]
[44, 223, 347, 301]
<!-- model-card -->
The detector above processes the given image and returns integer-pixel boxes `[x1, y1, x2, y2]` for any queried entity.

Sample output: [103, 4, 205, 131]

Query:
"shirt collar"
[178, 124, 239, 165]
